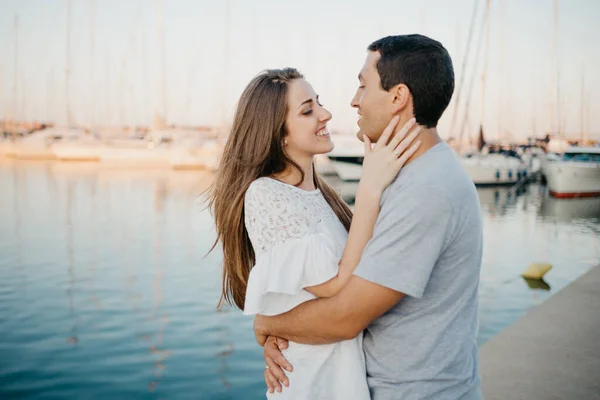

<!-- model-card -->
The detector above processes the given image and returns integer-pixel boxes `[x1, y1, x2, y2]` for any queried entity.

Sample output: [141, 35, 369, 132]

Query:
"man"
[256, 34, 483, 399]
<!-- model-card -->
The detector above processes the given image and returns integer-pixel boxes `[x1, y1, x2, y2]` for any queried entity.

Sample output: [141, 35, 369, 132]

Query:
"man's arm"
[255, 274, 405, 345]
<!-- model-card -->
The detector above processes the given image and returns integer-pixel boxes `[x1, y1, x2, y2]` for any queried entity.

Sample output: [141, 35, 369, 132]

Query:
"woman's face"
[283, 79, 334, 160]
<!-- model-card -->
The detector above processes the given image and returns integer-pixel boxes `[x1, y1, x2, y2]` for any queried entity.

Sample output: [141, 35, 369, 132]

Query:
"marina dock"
[480, 265, 600, 399]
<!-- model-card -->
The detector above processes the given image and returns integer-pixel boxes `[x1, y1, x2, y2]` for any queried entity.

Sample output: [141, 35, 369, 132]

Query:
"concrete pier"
[480, 265, 600, 399]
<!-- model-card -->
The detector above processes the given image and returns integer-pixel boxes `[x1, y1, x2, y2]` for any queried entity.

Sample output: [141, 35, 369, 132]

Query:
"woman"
[209, 68, 420, 399]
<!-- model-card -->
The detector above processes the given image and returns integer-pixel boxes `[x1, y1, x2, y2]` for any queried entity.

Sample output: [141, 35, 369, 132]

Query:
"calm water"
[1, 160, 599, 399]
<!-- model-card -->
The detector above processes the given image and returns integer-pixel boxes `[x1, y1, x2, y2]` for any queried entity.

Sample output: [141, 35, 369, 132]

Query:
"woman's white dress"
[243, 177, 370, 400]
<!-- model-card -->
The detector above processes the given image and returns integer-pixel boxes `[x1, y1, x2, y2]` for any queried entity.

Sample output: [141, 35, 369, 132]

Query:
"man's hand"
[263, 336, 293, 393]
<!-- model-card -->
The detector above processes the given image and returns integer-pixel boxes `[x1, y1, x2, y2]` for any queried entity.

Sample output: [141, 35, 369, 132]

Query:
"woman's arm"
[305, 116, 421, 298]
[305, 187, 381, 298]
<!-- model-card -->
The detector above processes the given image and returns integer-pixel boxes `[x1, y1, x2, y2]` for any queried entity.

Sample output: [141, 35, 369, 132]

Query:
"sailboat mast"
[46, 68, 54, 124]
[531, 77, 537, 137]
[0, 67, 3, 134]
[13, 15, 19, 139]
[449, 0, 480, 137]
[579, 66, 584, 142]
[480, 0, 491, 132]
[221, 0, 230, 125]
[156, 0, 167, 127]
[65, 0, 72, 128]
[552, 0, 560, 137]
[585, 93, 590, 143]
[498, 0, 505, 140]
[90, 0, 96, 130]
[142, 27, 148, 126]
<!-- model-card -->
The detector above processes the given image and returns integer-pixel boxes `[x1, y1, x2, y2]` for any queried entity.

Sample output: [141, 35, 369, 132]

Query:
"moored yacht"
[460, 152, 529, 186]
[543, 146, 600, 198]
[10, 128, 89, 160]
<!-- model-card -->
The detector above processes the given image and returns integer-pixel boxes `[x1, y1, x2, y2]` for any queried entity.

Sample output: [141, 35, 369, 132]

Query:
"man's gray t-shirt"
[354, 141, 483, 400]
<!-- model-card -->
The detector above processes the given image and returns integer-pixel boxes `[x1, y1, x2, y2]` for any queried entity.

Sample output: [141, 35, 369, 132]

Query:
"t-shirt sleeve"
[353, 186, 453, 298]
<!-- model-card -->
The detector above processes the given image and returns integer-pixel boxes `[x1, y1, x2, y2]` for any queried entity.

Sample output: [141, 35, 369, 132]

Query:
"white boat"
[543, 146, 600, 198]
[0, 138, 15, 157]
[314, 154, 337, 176]
[327, 135, 364, 181]
[170, 140, 223, 171]
[10, 128, 90, 160]
[98, 129, 204, 167]
[52, 132, 103, 161]
[460, 153, 529, 186]
[521, 147, 545, 175]
[540, 152, 559, 181]
[96, 137, 170, 167]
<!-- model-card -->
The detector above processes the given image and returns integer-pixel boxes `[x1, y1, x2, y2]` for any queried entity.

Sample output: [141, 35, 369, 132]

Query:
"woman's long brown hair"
[208, 68, 353, 310]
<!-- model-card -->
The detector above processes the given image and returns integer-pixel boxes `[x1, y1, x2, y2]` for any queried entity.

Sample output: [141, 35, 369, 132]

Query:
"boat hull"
[315, 154, 337, 176]
[0, 141, 16, 157]
[169, 143, 221, 171]
[328, 158, 363, 181]
[53, 143, 100, 161]
[460, 155, 529, 186]
[12, 143, 56, 160]
[544, 161, 600, 198]
[98, 145, 171, 167]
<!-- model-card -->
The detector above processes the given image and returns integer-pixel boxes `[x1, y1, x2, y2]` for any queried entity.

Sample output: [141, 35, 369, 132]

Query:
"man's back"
[354, 141, 483, 399]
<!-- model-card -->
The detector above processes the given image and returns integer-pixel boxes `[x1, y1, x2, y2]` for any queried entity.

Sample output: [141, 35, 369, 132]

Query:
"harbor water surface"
[1, 160, 599, 399]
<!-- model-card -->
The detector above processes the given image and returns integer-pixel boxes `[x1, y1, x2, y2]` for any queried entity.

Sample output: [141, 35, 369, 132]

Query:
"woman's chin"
[318, 142, 335, 154]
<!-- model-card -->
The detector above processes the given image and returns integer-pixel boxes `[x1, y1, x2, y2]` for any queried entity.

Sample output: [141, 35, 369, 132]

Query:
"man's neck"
[396, 125, 442, 167]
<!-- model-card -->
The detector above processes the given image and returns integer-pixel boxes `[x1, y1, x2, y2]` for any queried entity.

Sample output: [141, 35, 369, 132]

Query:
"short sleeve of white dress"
[243, 178, 344, 316]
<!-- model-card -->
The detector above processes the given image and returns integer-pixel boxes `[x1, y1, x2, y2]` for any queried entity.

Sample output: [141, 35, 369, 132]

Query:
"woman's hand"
[263, 336, 292, 394]
[358, 116, 421, 198]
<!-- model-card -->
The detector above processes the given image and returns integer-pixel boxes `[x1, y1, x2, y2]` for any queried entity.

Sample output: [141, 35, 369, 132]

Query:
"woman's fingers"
[374, 115, 400, 150]
[266, 354, 290, 387]
[264, 368, 274, 393]
[393, 127, 421, 158]
[363, 134, 372, 154]
[388, 117, 417, 150]
[264, 336, 293, 372]
[397, 140, 422, 166]
[265, 367, 282, 393]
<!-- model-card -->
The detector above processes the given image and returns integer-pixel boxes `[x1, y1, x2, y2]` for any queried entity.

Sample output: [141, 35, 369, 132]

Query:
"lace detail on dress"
[244, 178, 337, 254]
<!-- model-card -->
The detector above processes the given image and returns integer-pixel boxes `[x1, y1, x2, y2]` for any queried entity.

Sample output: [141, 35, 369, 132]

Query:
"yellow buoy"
[522, 263, 552, 280]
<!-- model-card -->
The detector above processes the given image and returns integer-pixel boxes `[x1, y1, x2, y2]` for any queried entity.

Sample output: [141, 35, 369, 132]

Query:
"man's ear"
[390, 84, 411, 114]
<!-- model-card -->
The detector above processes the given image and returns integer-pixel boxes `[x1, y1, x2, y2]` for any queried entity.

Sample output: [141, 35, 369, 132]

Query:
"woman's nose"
[319, 107, 332, 122]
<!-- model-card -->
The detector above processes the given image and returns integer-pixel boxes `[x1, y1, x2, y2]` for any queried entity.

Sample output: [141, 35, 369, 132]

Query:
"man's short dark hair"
[368, 34, 454, 128]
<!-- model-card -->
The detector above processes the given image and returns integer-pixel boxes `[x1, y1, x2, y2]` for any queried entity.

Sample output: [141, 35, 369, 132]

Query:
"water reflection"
[522, 277, 551, 291]
[539, 195, 600, 221]
[214, 312, 234, 390]
[65, 180, 79, 345]
[149, 185, 171, 394]
[476, 186, 521, 216]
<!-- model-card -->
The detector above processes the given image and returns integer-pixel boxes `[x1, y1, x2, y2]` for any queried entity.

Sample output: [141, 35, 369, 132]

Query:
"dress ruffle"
[243, 232, 341, 316]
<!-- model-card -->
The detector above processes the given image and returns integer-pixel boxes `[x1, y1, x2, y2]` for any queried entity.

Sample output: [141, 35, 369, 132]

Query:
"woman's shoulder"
[245, 176, 335, 221]
[244, 177, 298, 214]
[246, 177, 321, 201]
[246, 177, 284, 198]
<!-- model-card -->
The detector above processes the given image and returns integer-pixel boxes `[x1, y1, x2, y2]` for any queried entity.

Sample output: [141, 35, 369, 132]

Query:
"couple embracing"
[209, 34, 483, 400]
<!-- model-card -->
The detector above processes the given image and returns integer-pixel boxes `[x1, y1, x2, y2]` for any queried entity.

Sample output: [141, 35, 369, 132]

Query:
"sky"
[0, 0, 599, 141]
